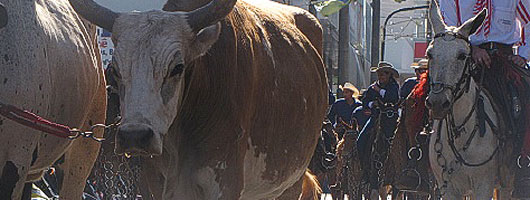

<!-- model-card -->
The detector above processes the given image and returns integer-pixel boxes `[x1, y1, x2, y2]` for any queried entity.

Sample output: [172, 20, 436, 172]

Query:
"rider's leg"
[356, 117, 374, 157]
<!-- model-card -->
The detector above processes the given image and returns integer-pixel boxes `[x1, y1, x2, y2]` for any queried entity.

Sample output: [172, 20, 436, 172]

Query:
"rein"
[0, 100, 117, 142]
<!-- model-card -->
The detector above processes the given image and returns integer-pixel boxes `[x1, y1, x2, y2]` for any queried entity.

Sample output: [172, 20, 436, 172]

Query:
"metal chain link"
[88, 143, 142, 200]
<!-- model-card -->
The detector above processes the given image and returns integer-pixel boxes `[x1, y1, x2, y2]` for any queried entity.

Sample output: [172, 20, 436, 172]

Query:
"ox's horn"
[428, 0, 446, 34]
[187, 0, 237, 32]
[68, 0, 119, 32]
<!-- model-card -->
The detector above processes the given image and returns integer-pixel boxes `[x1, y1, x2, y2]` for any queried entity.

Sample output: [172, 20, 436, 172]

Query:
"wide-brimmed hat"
[339, 82, 360, 97]
[370, 61, 399, 78]
[411, 59, 428, 70]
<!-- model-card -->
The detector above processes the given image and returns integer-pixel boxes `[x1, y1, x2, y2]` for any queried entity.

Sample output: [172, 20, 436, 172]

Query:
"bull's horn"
[186, 0, 237, 32]
[428, 0, 446, 34]
[68, 0, 119, 32]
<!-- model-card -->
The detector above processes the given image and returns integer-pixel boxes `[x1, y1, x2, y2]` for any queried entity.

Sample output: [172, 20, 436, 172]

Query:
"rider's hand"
[472, 45, 491, 68]
[509, 55, 527, 68]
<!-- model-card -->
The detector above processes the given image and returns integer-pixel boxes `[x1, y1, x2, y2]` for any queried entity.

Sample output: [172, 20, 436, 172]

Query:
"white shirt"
[439, 0, 530, 59]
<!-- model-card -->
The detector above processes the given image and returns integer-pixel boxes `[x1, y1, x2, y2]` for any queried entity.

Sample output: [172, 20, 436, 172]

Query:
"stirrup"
[517, 155, 530, 169]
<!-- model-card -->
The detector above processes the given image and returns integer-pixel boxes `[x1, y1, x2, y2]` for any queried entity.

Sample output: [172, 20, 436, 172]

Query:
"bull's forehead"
[111, 11, 193, 54]
[110, 11, 194, 77]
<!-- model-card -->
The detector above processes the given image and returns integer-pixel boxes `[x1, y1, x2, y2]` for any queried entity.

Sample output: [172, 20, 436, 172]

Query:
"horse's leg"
[59, 87, 105, 199]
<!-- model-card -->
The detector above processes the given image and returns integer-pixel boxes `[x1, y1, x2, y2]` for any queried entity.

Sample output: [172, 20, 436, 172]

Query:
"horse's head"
[425, 0, 486, 119]
[375, 99, 400, 139]
[318, 120, 339, 171]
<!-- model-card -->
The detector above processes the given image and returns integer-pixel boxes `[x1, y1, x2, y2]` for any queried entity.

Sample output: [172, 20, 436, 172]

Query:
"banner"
[313, 0, 352, 16]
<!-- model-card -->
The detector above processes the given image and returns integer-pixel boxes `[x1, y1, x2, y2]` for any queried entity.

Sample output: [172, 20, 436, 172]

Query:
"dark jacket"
[352, 106, 370, 128]
[328, 98, 362, 125]
[400, 77, 419, 99]
[363, 79, 400, 112]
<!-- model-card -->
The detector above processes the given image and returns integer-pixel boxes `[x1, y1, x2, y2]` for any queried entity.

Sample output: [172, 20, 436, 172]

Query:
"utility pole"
[338, 4, 350, 88]
[370, 0, 380, 66]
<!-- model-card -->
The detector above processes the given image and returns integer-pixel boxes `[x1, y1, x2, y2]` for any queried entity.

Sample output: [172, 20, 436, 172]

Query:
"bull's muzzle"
[115, 123, 162, 156]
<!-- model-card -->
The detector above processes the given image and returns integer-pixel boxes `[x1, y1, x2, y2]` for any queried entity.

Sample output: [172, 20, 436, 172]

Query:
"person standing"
[439, 0, 530, 197]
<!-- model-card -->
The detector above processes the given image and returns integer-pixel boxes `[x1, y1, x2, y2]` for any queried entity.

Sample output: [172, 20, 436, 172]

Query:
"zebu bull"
[426, 1, 513, 199]
[0, 1, 106, 199]
[69, 0, 327, 199]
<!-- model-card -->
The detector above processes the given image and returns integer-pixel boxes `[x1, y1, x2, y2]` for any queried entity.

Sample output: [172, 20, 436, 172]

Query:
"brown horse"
[381, 96, 436, 199]
[328, 119, 367, 200]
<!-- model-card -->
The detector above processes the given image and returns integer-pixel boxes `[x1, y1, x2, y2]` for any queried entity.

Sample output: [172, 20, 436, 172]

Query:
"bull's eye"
[169, 64, 184, 78]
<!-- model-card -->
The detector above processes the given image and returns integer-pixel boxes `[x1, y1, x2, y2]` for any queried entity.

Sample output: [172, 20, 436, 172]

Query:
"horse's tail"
[300, 170, 322, 200]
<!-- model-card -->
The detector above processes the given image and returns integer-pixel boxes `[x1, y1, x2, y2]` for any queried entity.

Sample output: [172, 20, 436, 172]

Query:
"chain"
[434, 121, 449, 198]
[68, 123, 119, 142]
[87, 122, 141, 200]
[89, 139, 142, 199]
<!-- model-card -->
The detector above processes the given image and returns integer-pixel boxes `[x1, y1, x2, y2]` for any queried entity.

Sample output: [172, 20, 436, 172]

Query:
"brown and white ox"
[69, 0, 327, 199]
[0, 0, 106, 199]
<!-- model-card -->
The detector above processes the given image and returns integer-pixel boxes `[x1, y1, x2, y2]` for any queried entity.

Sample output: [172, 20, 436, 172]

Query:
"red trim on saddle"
[0, 104, 74, 138]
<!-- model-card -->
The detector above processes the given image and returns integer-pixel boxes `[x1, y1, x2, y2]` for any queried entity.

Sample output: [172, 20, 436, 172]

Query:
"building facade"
[273, 0, 374, 90]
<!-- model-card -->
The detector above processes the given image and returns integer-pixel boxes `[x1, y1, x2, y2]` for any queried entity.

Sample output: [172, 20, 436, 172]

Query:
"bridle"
[429, 31, 476, 103]
[430, 30, 498, 165]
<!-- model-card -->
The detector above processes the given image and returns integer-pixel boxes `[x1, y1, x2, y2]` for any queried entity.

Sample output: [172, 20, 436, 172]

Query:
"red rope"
[0, 104, 74, 138]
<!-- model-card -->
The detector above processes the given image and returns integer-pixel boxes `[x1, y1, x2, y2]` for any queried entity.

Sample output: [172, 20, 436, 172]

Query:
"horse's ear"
[458, 8, 487, 37]
[429, 0, 446, 34]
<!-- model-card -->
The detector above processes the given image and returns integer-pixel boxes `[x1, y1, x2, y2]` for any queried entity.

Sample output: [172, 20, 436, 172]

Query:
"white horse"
[426, 1, 513, 199]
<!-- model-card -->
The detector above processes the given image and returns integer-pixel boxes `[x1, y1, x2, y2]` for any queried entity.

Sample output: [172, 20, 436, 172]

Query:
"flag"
[313, 0, 352, 17]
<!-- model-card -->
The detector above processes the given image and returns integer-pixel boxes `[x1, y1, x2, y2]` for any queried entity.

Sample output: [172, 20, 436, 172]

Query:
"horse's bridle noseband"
[429, 31, 475, 101]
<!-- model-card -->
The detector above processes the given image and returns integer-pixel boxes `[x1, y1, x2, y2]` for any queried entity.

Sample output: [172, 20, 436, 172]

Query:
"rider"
[439, 0, 530, 197]
[400, 59, 428, 99]
[351, 89, 371, 129]
[356, 61, 400, 170]
[327, 82, 362, 138]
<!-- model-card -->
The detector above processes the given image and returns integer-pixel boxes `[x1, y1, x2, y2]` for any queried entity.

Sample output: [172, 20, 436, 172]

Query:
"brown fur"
[301, 170, 322, 200]
[382, 97, 435, 198]
[330, 127, 364, 199]
[119, 0, 329, 199]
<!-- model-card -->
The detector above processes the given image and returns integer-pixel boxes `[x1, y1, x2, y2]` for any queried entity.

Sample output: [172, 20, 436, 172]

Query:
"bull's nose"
[116, 123, 154, 154]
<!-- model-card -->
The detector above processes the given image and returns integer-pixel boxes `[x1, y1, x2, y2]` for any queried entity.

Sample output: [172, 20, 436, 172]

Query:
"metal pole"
[380, 5, 429, 61]
[338, 3, 350, 87]
[370, 0, 380, 67]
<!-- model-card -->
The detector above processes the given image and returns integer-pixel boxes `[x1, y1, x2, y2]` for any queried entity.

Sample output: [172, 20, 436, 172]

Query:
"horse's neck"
[452, 79, 479, 123]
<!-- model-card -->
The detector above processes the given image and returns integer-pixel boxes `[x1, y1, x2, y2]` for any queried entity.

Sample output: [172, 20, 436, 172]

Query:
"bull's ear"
[0, 3, 7, 29]
[189, 22, 221, 60]
[457, 9, 487, 37]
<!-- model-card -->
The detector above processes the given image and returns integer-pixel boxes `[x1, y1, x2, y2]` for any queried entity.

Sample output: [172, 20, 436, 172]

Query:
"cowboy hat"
[370, 61, 399, 78]
[411, 59, 428, 70]
[339, 82, 360, 97]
